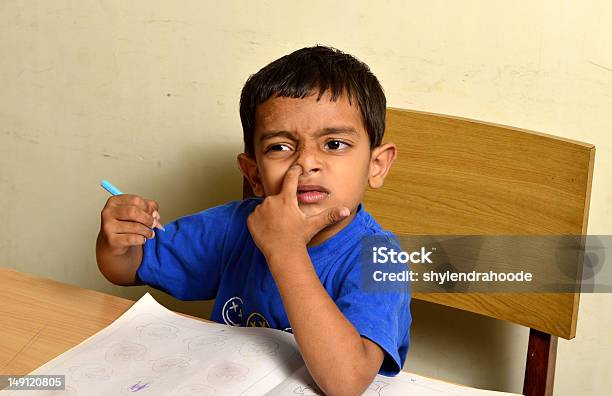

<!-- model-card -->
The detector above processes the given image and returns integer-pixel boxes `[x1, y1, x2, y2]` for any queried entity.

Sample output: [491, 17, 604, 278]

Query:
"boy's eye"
[267, 144, 291, 152]
[325, 140, 349, 150]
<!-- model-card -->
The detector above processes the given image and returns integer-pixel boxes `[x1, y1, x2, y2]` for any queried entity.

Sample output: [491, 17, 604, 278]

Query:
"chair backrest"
[364, 108, 595, 340]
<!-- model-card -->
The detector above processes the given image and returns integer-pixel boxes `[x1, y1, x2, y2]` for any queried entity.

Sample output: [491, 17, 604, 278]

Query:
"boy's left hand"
[247, 164, 350, 260]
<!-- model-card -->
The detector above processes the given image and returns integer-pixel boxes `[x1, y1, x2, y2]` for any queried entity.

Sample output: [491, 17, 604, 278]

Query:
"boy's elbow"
[316, 366, 377, 396]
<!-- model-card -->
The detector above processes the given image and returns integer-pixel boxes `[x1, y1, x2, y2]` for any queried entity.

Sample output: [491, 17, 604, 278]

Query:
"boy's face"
[238, 90, 396, 239]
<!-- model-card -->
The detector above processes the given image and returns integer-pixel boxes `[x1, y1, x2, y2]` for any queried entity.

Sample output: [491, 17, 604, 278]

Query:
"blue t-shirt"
[137, 197, 411, 375]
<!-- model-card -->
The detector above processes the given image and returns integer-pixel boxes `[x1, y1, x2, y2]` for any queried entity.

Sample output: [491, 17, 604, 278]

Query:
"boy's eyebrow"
[320, 127, 360, 137]
[259, 127, 360, 143]
[259, 130, 296, 143]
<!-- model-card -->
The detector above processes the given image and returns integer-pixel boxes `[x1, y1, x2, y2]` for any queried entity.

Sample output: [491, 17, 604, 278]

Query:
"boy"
[96, 45, 411, 396]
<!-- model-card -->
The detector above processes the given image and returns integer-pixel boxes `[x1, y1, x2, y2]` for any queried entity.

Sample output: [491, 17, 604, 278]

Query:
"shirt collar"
[307, 202, 368, 257]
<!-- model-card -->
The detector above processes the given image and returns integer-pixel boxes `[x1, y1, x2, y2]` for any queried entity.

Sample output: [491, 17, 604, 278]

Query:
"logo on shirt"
[246, 312, 270, 328]
[221, 297, 244, 326]
[221, 297, 275, 328]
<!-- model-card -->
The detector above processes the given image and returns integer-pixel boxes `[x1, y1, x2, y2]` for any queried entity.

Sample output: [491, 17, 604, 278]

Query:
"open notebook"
[10, 293, 521, 395]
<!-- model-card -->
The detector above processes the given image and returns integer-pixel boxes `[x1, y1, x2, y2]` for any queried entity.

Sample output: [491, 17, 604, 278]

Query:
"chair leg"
[523, 328, 558, 396]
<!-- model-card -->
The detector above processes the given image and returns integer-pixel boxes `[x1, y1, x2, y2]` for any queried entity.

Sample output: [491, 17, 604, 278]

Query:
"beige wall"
[1, 1, 610, 394]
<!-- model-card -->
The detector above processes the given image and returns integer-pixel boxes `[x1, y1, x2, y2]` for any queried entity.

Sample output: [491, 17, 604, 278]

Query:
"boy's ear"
[237, 153, 265, 197]
[368, 142, 397, 189]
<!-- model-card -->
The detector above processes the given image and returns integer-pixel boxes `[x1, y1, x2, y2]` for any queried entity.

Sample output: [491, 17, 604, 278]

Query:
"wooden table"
[0, 268, 183, 375]
[0, 268, 523, 395]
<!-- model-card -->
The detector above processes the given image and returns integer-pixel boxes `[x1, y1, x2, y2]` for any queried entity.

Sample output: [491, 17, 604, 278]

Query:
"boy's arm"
[96, 194, 159, 286]
[247, 165, 385, 395]
[267, 246, 384, 396]
[96, 238, 144, 286]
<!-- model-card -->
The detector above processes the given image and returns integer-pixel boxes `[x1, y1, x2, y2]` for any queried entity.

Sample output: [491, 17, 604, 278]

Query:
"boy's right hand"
[98, 194, 161, 256]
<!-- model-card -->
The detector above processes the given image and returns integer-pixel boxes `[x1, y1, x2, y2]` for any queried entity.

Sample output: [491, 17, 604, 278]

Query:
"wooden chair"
[243, 107, 595, 396]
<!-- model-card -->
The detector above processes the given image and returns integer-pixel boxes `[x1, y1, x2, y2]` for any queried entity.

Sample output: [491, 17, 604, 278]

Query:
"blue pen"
[100, 179, 165, 231]
[100, 179, 123, 195]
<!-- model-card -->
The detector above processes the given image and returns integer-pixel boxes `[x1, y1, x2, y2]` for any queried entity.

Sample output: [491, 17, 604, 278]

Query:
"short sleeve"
[136, 200, 240, 301]
[334, 233, 412, 376]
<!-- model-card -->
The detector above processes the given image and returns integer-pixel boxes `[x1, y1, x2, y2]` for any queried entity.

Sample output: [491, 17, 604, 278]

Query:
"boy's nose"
[295, 146, 322, 174]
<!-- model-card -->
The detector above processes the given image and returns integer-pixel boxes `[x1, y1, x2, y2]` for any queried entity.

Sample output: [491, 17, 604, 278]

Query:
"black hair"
[239, 45, 386, 157]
